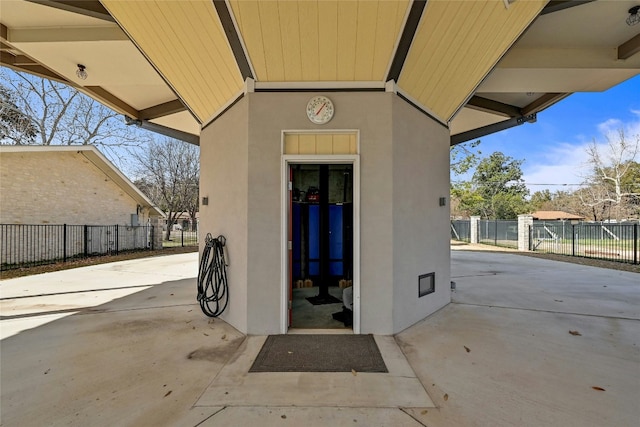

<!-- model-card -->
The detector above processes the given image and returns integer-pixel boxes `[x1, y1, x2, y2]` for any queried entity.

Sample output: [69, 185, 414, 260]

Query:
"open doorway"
[288, 163, 354, 330]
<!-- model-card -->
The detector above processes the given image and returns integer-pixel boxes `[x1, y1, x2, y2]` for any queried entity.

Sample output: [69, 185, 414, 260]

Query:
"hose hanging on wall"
[197, 234, 229, 317]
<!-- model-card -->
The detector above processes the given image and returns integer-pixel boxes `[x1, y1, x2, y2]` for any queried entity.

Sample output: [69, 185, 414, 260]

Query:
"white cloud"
[597, 118, 622, 135]
[523, 142, 589, 192]
[522, 112, 640, 193]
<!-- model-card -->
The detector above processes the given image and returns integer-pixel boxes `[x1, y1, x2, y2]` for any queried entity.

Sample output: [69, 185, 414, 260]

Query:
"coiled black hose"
[197, 234, 229, 317]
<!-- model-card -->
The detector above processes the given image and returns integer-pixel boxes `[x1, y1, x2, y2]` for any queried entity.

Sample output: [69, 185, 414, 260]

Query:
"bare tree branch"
[580, 128, 640, 221]
[132, 138, 199, 240]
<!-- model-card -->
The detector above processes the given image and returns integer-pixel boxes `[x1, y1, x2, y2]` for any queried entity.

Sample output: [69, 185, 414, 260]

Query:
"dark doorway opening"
[289, 164, 353, 329]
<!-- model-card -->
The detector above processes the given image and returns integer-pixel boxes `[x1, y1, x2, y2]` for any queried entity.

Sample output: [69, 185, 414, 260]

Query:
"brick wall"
[0, 151, 150, 225]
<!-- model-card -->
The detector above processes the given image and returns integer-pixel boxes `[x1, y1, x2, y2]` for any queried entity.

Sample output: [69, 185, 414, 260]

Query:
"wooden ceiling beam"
[618, 33, 640, 60]
[540, 1, 594, 16]
[212, 0, 253, 80]
[1, 52, 70, 85]
[451, 114, 537, 146]
[25, 0, 115, 22]
[466, 96, 522, 118]
[85, 86, 140, 119]
[140, 99, 187, 120]
[387, 0, 426, 83]
[522, 92, 570, 115]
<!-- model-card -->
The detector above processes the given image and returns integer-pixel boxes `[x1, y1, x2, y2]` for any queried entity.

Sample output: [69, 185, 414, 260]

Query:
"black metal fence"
[451, 220, 471, 242]
[531, 221, 639, 265]
[163, 230, 198, 247]
[1, 224, 154, 271]
[479, 219, 519, 248]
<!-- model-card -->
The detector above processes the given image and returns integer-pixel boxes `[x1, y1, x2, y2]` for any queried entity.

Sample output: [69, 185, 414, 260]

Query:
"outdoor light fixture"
[627, 5, 640, 26]
[76, 64, 88, 80]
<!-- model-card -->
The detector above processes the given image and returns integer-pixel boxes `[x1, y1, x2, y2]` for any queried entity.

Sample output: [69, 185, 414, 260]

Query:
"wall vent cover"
[419, 272, 435, 297]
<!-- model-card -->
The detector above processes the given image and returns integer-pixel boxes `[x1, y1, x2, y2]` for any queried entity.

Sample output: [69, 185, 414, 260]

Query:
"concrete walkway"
[1, 250, 638, 426]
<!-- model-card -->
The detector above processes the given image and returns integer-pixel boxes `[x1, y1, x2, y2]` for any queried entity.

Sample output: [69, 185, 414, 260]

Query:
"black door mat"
[306, 294, 341, 305]
[249, 334, 388, 373]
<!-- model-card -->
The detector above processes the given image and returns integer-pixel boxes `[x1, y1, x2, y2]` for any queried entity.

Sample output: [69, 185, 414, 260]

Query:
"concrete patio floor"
[1, 250, 638, 426]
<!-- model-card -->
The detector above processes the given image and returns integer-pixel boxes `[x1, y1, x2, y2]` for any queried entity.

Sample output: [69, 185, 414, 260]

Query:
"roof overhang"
[1, 0, 638, 146]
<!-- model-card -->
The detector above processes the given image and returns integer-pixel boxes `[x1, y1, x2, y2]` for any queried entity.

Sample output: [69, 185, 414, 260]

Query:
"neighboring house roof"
[531, 210, 585, 221]
[0, 145, 165, 218]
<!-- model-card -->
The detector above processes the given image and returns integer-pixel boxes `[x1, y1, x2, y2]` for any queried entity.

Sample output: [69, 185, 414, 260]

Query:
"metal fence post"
[572, 224, 576, 257]
[115, 224, 119, 255]
[63, 224, 67, 262]
[181, 229, 184, 247]
[634, 223, 638, 265]
[84, 225, 88, 257]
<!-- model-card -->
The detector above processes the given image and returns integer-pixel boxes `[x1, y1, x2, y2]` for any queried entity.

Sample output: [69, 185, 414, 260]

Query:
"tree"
[133, 138, 200, 240]
[529, 189, 553, 211]
[0, 83, 38, 144]
[450, 140, 482, 218]
[578, 128, 640, 221]
[450, 140, 481, 177]
[459, 152, 529, 219]
[0, 69, 149, 164]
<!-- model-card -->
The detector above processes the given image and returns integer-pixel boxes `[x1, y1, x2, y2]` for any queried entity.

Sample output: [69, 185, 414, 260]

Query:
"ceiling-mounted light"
[76, 64, 88, 80]
[627, 5, 640, 26]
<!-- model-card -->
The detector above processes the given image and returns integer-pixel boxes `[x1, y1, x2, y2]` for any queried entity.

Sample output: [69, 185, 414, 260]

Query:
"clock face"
[306, 96, 334, 124]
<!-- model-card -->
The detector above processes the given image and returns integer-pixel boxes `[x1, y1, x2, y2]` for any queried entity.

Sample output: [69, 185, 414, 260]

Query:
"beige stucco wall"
[0, 151, 149, 225]
[199, 99, 250, 333]
[199, 91, 450, 335]
[391, 96, 451, 333]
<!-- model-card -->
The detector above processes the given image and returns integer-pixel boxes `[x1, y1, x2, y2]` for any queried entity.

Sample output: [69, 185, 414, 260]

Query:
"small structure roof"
[531, 210, 585, 221]
[0, 145, 165, 218]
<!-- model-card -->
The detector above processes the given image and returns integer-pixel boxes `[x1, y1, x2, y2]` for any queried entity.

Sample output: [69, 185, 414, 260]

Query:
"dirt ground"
[451, 240, 640, 274]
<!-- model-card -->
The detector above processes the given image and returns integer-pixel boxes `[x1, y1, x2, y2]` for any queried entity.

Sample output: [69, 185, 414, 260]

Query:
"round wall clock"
[306, 95, 334, 124]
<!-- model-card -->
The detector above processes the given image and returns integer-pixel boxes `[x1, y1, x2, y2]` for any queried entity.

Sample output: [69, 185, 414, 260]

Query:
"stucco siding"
[199, 98, 250, 333]
[391, 97, 451, 333]
[198, 91, 451, 335]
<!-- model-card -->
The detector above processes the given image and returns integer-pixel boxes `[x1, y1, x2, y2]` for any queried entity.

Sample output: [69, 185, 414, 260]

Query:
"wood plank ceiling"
[101, 0, 244, 123]
[100, 0, 544, 125]
[228, 0, 409, 82]
[2, 0, 638, 142]
[398, 0, 547, 122]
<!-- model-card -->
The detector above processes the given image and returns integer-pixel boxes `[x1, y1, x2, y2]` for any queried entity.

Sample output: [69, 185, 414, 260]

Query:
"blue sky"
[464, 74, 640, 194]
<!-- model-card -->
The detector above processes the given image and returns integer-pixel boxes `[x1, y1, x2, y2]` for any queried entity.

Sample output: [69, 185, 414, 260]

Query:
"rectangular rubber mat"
[249, 334, 388, 373]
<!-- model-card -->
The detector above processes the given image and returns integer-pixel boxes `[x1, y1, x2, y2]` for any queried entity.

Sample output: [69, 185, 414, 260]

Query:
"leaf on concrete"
[569, 330, 582, 336]
[352, 369, 357, 376]
[592, 386, 606, 391]
[443, 393, 449, 401]
[464, 346, 471, 353]
[421, 410, 428, 415]
[164, 390, 172, 397]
